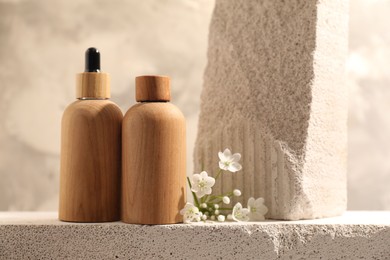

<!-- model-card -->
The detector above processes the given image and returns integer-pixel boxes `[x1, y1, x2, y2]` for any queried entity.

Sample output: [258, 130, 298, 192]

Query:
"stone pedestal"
[1, 212, 389, 259]
[194, 0, 348, 220]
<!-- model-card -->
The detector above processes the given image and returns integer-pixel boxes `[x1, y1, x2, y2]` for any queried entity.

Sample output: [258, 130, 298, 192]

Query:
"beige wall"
[0, 0, 214, 210]
[347, 0, 390, 210]
[0, 0, 388, 211]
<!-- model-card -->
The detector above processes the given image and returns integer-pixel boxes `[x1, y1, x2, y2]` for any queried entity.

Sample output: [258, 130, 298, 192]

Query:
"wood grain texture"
[59, 100, 122, 222]
[122, 102, 186, 224]
[136, 75, 170, 102]
[76, 72, 110, 99]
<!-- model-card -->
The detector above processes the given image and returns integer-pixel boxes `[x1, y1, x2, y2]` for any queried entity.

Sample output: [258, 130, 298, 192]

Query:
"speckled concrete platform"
[0, 211, 389, 259]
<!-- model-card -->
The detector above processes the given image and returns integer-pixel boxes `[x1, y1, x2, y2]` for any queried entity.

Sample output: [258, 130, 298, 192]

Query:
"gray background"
[0, 0, 388, 211]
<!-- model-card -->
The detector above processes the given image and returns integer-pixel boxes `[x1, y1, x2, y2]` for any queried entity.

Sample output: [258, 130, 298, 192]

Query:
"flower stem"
[207, 191, 234, 202]
[200, 194, 209, 204]
[218, 207, 233, 210]
[214, 169, 223, 180]
[211, 199, 222, 204]
[187, 177, 200, 208]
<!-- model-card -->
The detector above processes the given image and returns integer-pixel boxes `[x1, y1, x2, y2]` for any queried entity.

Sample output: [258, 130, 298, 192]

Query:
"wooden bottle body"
[59, 100, 122, 222]
[122, 102, 186, 224]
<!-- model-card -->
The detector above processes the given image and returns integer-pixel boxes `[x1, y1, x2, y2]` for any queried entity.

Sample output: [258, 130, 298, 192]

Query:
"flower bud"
[210, 215, 216, 220]
[201, 203, 207, 208]
[217, 215, 226, 222]
[214, 210, 220, 215]
[201, 215, 207, 221]
[222, 196, 230, 204]
[214, 204, 219, 209]
[233, 189, 241, 196]
[227, 214, 233, 220]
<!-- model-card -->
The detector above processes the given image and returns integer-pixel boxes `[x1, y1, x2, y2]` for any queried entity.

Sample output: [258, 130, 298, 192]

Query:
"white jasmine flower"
[227, 214, 233, 220]
[210, 215, 216, 220]
[191, 171, 215, 198]
[214, 210, 220, 215]
[233, 189, 241, 197]
[247, 197, 268, 221]
[217, 215, 226, 222]
[232, 203, 250, 222]
[223, 196, 230, 204]
[180, 203, 201, 223]
[214, 204, 219, 209]
[200, 203, 207, 208]
[201, 215, 207, 221]
[218, 149, 242, 172]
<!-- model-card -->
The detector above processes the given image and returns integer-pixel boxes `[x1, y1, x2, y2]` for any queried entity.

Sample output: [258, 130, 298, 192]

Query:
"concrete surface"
[0, 211, 389, 259]
[194, 0, 349, 220]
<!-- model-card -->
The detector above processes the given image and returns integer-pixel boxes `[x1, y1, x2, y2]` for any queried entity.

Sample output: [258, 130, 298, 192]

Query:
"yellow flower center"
[198, 180, 206, 188]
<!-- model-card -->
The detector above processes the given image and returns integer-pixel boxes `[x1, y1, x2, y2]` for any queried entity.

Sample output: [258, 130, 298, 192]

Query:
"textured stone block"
[1, 212, 389, 259]
[194, 0, 348, 220]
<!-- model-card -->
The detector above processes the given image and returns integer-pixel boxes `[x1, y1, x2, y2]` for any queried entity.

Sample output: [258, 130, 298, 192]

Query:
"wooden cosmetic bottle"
[122, 75, 186, 224]
[59, 48, 122, 222]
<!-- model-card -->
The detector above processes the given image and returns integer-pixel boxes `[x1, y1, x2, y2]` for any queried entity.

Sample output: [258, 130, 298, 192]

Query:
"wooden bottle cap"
[76, 72, 110, 99]
[136, 75, 170, 102]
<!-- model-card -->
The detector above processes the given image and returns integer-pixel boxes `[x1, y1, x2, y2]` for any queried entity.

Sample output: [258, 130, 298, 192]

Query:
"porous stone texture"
[194, 0, 348, 220]
[1, 212, 389, 259]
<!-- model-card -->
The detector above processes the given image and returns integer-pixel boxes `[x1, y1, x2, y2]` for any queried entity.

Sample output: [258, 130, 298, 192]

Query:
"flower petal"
[234, 202, 242, 210]
[219, 161, 228, 170]
[218, 151, 226, 161]
[232, 203, 241, 219]
[231, 153, 241, 162]
[258, 204, 268, 215]
[196, 189, 206, 198]
[191, 186, 199, 193]
[223, 148, 232, 159]
[254, 197, 265, 206]
[203, 187, 212, 195]
[180, 208, 186, 215]
[247, 197, 255, 207]
[241, 208, 250, 215]
[249, 212, 265, 221]
[180, 202, 193, 215]
[232, 203, 250, 222]
[228, 162, 242, 172]
[181, 203, 200, 223]
[205, 176, 215, 187]
[199, 171, 208, 179]
[192, 174, 201, 182]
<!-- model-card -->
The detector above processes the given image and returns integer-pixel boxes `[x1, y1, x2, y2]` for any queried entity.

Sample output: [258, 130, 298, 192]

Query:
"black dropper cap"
[85, 47, 100, 72]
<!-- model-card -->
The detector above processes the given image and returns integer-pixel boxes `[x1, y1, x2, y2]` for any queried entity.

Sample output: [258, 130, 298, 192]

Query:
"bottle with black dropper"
[59, 47, 122, 222]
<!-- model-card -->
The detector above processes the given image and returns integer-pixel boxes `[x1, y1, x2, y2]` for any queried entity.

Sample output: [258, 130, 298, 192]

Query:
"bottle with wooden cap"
[122, 75, 186, 224]
[59, 47, 122, 222]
